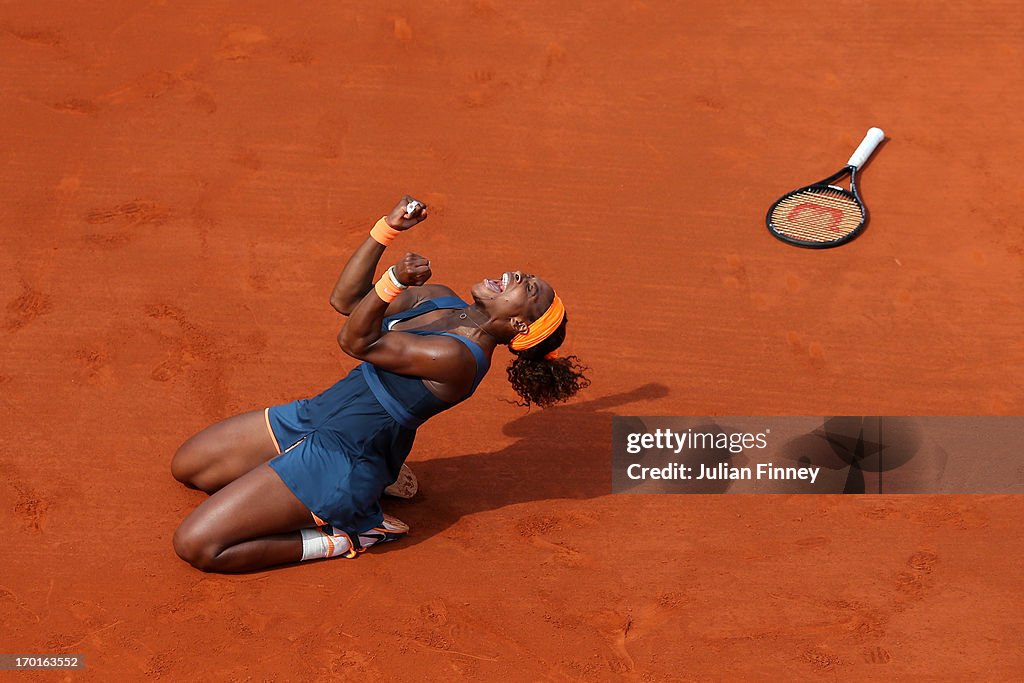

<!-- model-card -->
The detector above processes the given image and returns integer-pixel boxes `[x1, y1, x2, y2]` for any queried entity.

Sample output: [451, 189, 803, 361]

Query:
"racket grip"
[847, 127, 885, 168]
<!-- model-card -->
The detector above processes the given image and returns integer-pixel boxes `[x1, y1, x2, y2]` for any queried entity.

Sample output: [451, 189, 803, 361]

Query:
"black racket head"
[767, 171, 867, 248]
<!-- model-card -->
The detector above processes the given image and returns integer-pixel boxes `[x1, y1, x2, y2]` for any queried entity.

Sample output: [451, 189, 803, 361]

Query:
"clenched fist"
[385, 195, 429, 230]
[393, 253, 432, 287]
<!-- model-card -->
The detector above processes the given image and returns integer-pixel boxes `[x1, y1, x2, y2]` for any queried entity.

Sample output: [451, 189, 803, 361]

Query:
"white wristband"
[386, 266, 408, 290]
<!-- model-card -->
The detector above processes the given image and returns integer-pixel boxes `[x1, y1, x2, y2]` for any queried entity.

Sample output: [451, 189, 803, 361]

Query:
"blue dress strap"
[359, 364, 425, 430]
[381, 295, 469, 329]
[365, 295, 488, 423]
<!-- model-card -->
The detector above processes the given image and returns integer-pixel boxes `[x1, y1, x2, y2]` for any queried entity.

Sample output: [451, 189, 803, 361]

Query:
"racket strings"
[770, 188, 863, 243]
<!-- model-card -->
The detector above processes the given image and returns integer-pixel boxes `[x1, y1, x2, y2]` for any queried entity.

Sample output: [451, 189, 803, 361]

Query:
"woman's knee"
[170, 441, 204, 487]
[171, 427, 229, 491]
[172, 523, 220, 572]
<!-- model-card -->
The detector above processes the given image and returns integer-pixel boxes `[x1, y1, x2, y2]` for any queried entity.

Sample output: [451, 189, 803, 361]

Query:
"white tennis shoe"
[343, 514, 409, 557]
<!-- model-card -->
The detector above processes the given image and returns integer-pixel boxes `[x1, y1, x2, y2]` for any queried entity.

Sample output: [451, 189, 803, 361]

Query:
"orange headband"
[509, 294, 565, 358]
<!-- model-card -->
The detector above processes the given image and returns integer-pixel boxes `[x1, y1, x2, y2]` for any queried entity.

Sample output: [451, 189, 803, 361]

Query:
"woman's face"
[471, 270, 555, 330]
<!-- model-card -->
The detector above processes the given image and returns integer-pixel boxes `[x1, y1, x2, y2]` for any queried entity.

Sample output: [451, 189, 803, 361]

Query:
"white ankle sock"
[299, 527, 353, 561]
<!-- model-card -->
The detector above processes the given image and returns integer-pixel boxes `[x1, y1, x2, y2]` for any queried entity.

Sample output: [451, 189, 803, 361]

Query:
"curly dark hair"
[505, 314, 590, 408]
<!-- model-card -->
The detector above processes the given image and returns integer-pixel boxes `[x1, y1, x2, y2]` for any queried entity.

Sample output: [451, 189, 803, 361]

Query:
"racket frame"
[765, 165, 868, 249]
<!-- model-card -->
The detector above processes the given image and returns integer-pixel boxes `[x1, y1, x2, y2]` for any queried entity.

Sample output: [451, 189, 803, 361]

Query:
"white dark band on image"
[0, 655, 86, 670]
[612, 416, 1024, 494]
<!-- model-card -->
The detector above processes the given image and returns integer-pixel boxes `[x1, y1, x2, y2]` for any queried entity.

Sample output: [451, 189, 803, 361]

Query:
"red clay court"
[2, 1, 1022, 679]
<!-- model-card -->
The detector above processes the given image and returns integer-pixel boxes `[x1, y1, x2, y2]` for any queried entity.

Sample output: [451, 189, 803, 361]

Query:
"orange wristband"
[374, 267, 406, 303]
[370, 216, 401, 246]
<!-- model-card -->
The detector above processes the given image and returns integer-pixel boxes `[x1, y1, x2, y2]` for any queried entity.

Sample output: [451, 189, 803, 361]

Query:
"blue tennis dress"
[266, 296, 489, 535]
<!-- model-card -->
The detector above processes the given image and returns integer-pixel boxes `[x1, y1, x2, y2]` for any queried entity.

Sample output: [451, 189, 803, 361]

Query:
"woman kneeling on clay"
[171, 195, 589, 572]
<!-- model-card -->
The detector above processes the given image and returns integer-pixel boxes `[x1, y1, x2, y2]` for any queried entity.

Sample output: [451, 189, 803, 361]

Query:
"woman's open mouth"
[484, 272, 510, 293]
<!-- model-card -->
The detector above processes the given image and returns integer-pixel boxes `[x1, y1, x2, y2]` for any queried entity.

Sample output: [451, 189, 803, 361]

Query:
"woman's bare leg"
[171, 409, 281, 493]
[172, 464, 312, 573]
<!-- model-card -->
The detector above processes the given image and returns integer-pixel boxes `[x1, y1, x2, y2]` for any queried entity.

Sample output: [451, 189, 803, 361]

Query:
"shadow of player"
[776, 416, 947, 493]
[375, 382, 669, 551]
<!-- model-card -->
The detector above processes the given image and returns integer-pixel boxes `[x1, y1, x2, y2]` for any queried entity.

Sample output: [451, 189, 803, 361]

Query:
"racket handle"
[847, 127, 885, 168]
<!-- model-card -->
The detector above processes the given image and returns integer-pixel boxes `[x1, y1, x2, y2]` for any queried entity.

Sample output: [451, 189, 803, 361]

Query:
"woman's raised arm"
[329, 195, 428, 315]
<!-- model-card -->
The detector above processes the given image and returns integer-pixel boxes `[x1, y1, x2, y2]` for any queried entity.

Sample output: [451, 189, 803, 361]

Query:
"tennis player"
[171, 195, 589, 572]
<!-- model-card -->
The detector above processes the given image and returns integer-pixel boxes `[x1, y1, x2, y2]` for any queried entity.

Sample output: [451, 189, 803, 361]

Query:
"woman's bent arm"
[339, 252, 432, 356]
[329, 237, 387, 315]
[329, 195, 428, 315]
[338, 253, 471, 385]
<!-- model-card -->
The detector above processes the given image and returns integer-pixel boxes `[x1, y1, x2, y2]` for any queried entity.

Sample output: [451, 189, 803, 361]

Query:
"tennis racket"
[766, 127, 885, 248]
